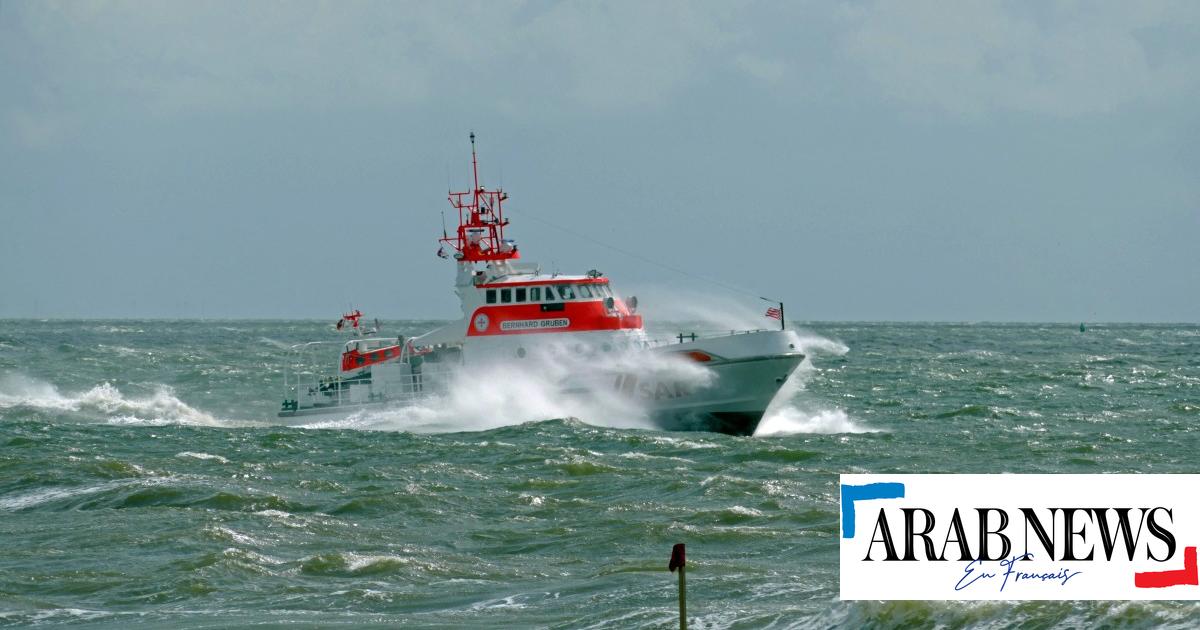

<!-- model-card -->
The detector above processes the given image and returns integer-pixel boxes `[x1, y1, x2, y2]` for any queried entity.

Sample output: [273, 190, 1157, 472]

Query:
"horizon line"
[0, 317, 1196, 326]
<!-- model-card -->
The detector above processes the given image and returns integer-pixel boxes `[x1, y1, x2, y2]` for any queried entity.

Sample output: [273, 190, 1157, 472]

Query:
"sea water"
[1, 320, 1198, 627]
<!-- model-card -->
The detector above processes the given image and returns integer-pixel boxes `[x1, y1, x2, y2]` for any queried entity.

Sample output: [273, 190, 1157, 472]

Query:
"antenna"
[470, 131, 479, 193]
[439, 132, 519, 264]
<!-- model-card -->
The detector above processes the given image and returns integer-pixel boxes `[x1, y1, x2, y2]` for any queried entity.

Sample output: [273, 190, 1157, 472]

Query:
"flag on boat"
[765, 306, 782, 320]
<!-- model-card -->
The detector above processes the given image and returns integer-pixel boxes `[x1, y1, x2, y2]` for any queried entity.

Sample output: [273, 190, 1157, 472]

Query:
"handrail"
[641, 328, 774, 347]
[286, 336, 409, 351]
[280, 334, 462, 408]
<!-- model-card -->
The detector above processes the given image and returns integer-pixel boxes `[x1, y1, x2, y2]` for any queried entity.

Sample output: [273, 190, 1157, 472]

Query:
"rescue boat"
[278, 135, 805, 435]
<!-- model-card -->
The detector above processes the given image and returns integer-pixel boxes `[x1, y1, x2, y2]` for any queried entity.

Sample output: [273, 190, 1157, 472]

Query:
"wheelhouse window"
[558, 285, 575, 300]
[515, 288, 527, 302]
[578, 285, 593, 298]
[544, 286, 557, 300]
[530, 287, 541, 302]
[486, 289, 497, 304]
[501, 288, 512, 303]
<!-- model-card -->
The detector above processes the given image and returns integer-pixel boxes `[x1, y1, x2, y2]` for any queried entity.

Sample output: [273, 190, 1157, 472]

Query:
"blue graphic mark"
[841, 482, 905, 538]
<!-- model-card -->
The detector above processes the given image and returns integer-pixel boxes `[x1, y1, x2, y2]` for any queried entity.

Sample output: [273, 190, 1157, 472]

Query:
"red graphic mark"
[1135, 546, 1198, 588]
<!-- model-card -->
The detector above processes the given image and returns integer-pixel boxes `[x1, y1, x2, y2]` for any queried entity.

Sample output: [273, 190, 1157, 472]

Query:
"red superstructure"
[439, 132, 519, 264]
[430, 134, 645, 347]
[466, 294, 643, 337]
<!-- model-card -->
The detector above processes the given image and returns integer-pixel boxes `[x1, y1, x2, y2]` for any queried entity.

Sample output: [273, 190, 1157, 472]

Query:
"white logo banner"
[499, 318, 570, 331]
[840, 474, 1200, 600]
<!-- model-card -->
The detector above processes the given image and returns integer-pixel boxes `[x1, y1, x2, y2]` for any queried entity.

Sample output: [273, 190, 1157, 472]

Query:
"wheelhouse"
[480, 278, 616, 305]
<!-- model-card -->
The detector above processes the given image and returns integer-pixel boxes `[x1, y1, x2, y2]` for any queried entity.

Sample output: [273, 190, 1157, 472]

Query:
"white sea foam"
[0, 372, 72, 410]
[177, 451, 231, 464]
[756, 405, 876, 436]
[727, 505, 763, 517]
[207, 525, 265, 547]
[0, 481, 124, 510]
[0, 372, 226, 426]
[26, 609, 117, 623]
[299, 340, 711, 434]
[789, 330, 850, 357]
[753, 334, 876, 436]
[0, 477, 172, 510]
[95, 344, 146, 357]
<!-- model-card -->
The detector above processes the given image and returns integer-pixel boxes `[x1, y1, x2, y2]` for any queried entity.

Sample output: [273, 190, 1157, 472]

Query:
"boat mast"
[471, 131, 480, 203]
[440, 133, 520, 265]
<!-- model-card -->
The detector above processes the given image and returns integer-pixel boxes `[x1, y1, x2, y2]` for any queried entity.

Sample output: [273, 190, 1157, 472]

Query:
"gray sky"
[1, 1, 1197, 322]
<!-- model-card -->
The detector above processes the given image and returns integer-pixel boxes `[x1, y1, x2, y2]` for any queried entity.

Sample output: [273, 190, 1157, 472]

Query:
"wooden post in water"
[669, 543, 687, 630]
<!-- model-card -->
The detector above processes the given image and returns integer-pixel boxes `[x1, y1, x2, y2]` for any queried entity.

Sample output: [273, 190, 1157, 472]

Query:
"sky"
[1, 1, 1197, 322]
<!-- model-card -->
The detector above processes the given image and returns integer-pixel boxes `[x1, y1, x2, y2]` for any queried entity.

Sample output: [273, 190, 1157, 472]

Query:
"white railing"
[641, 328, 772, 347]
[280, 339, 460, 413]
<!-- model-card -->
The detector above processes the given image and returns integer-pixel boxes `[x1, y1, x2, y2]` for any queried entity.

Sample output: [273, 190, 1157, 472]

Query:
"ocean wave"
[0, 480, 134, 510]
[176, 451, 231, 464]
[1170, 402, 1200, 415]
[754, 352, 875, 436]
[294, 349, 684, 434]
[0, 609, 126, 625]
[0, 372, 235, 427]
[755, 406, 876, 436]
[791, 330, 850, 356]
[934, 404, 990, 419]
[300, 552, 447, 577]
[95, 344, 148, 357]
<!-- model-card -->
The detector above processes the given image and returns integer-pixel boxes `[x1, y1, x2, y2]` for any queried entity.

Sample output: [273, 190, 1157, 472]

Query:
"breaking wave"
[298, 341, 712, 434]
[0, 372, 226, 426]
[755, 332, 876, 436]
[788, 330, 850, 357]
[756, 405, 876, 436]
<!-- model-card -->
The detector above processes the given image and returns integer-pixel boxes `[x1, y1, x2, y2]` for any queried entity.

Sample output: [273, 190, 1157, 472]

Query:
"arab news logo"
[839, 475, 1200, 600]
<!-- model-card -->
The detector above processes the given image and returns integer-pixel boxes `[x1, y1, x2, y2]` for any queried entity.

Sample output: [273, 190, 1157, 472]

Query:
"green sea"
[1, 320, 1198, 628]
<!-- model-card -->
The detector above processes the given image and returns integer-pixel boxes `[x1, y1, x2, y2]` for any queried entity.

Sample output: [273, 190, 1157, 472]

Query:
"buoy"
[1080, 323, 1086, 332]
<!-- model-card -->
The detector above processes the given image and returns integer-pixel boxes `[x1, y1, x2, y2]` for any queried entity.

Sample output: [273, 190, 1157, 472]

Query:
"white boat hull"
[279, 330, 804, 435]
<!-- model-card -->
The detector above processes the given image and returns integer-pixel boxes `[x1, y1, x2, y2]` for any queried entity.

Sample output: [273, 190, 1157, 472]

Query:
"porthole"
[516, 347, 526, 358]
